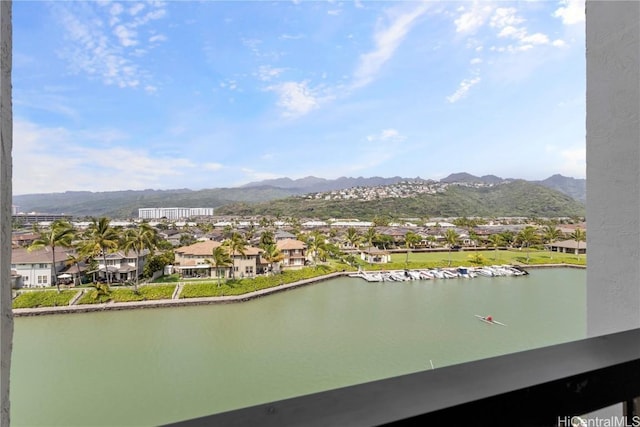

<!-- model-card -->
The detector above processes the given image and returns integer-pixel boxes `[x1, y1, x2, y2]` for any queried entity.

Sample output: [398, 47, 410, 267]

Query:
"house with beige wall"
[175, 240, 266, 278]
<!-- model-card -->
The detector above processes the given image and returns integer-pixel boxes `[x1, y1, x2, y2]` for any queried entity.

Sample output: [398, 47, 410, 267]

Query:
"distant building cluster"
[138, 207, 215, 220]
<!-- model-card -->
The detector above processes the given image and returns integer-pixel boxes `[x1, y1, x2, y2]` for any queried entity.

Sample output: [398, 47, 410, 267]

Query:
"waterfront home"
[91, 250, 150, 283]
[174, 240, 265, 279]
[545, 239, 587, 255]
[359, 247, 391, 264]
[11, 246, 74, 288]
[276, 239, 307, 270]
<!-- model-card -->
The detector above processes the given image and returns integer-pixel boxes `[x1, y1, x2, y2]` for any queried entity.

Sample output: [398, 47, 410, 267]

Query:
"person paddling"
[485, 315, 493, 322]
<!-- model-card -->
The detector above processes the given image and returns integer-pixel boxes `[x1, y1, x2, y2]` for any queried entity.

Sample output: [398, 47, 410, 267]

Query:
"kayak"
[474, 315, 507, 326]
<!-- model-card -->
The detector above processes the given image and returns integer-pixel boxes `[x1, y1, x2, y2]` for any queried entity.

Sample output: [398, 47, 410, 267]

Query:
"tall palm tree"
[259, 230, 275, 249]
[224, 232, 247, 280]
[444, 229, 460, 266]
[487, 234, 504, 261]
[364, 227, 379, 250]
[29, 219, 75, 293]
[65, 253, 84, 287]
[305, 230, 326, 266]
[207, 245, 233, 287]
[404, 231, 422, 266]
[543, 224, 563, 246]
[517, 226, 539, 263]
[570, 228, 586, 259]
[80, 217, 120, 285]
[121, 223, 158, 293]
[261, 243, 284, 275]
[344, 227, 362, 250]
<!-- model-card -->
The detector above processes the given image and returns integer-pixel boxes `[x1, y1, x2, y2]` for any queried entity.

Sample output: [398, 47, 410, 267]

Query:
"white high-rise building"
[138, 207, 215, 220]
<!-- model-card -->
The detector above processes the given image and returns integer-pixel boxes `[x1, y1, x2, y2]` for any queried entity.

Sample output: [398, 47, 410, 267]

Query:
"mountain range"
[12, 173, 585, 219]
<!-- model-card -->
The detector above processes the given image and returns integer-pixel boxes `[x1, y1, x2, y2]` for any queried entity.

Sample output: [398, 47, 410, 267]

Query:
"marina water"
[11, 268, 585, 426]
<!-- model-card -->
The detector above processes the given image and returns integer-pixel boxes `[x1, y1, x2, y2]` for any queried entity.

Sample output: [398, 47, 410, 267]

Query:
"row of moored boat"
[350, 265, 528, 282]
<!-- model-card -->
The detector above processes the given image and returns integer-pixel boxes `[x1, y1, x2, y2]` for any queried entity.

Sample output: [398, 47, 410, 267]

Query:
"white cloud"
[454, 3, 494, 34]
[129, 3, 145, 16]
[521, 33, 549, 45]
[13, 119, 196, 194]
[498, 25, 526, 39]
[54, 2, 167, 90]
[367, 128, 406, 143]
[352, 2, 429, 89]
[546, 144, 586, 178]
[446, 76, 481, 103]
[490, 7, 524, 29]
[204, 163, 224, 171]
[470, 57, 482, 65]
[267, 81, 319, 118]
[149, 34, 167, 43]
[553, 0, 585, 25]
[256, 65, 286, 82]
[328, 9, 341, 16]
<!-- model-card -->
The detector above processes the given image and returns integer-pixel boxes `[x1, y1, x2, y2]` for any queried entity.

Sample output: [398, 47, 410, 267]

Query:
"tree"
[517, 226, 539, 263]
[65, 254, 84, 287]
[223, 232, 247, 280]
[444, 229, 460, 267]
[121, 223, 158, 293]
[259, 230, 275, 249]
[208, 245, 233, 287]
[344, 227, 362, 250]
[487, 234, 504, 261]
[305, 230, 326, 266]
[404, 231, 422, 266]
[79, 217, 120, 285]
[570, 228, 586, 259]
[261, 243, 284, 275]
[543, 224, 563, 245]
[364, 227, 379, 249]
[29, 219, 75, 293]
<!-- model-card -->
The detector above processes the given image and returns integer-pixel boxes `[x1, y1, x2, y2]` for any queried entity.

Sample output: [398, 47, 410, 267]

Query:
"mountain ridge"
[12, 173, 585, 218]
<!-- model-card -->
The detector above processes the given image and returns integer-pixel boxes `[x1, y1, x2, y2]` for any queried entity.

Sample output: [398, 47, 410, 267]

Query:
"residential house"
[276, 239, 307, 270]
[546, 239, 587, 255]
[174, 240, 266, 279]
[92, 250, 150, 283]
[11, 246, 74, 288]
[359, 247, 391, 264]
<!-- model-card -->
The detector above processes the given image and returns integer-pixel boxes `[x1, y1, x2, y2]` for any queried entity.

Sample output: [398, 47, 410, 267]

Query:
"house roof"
[175, 240, 262, 256]
[548, 239, 587, 249]
[276, 239, 306, 250]
[361, 246, 389, 255]
[11, 247, 74, 264]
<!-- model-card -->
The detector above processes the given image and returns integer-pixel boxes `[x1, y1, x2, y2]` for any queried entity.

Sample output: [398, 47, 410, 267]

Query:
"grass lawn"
[13, 290, 78, 309]
[77, 284, 176, 305]
[386, 249, 586, 270]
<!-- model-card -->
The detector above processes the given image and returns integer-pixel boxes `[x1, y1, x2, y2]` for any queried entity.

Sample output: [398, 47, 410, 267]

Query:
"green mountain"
[214, 181, 585, 219]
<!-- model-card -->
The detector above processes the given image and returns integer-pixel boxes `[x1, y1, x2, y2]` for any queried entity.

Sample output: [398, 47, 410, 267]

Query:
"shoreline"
[13, 264, 586, 317]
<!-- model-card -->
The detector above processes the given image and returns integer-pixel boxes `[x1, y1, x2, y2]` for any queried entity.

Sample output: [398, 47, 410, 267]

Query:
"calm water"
[11, 268, 585, 426]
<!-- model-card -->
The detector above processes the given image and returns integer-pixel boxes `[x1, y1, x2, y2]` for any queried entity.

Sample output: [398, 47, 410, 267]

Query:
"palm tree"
[121, 223, 158, 293]
[517, 226, 539, 263]
[65, 253, 84, 287]
[305, 230, 326, 266]
[29, 219, 75, 293]
[570, 228, 586, 259]
[344, 227, 362, 250]
[364, 227, 379, 250]
[79, 217, 120, 285]
[224, 232, 247, 280]
[262, 243, 284, 275]
[259, 230, 275, 249]
[444, 229, 460, 266]
[208, 245, 233, 287]
[404, 231, 422, 266]
[543, 224, 563, 245]
[487, 234, 504, 261]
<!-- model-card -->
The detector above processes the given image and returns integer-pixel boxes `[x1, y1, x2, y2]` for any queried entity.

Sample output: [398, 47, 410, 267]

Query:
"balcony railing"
[166, 328, 640, 427]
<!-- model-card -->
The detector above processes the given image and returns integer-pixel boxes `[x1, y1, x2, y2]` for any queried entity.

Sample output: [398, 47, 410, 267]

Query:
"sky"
[13, 0, 586, 195]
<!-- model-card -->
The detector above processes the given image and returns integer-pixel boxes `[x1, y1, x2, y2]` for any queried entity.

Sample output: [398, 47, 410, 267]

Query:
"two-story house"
[93, 250, 150, 283]
[11, 246, 74, 288]
[174, 240, 266, 279]
[276, 239, 307, 270]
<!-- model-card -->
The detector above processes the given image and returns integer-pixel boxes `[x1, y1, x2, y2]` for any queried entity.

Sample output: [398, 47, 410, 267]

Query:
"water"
[11, 268, 585, 426]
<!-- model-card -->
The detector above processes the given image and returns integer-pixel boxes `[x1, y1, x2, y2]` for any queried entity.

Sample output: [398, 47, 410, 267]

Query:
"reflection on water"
[11, 268, 585, 426]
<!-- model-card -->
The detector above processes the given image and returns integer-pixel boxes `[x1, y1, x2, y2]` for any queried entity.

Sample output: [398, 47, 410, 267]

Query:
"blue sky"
[14, 0, 585, 195]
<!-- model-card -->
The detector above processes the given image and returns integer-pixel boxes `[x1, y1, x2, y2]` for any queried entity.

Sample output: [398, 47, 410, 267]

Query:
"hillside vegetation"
[215, 181, 585, 219]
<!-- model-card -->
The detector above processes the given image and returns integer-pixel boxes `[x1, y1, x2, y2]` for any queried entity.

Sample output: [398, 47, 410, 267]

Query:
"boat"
[474, 314, 507, 326]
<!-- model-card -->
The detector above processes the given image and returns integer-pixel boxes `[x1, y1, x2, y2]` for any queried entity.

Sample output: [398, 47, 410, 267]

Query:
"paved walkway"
[13, 272, 351, 317]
